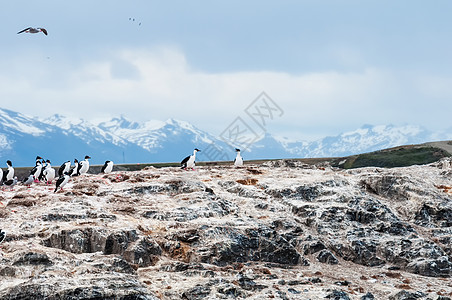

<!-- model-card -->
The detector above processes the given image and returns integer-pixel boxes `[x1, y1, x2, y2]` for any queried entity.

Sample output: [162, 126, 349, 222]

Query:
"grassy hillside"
[333, 145, 451, 169]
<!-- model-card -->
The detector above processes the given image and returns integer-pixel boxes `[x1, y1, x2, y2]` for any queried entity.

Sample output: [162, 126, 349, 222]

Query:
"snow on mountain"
[0, 133, 10, 151]
[286, 124, 434, 158]
[96, 115, 143, 131]
[0, 108, 50, 136]
[99, 117, 231, 162]
[0, 109, 152, 166]
[0, 107, 448, 166]
[42, 114, 129, 147]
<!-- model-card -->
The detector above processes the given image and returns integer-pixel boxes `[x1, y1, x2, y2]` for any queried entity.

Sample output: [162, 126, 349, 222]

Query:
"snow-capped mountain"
[284, 124, 436, 158]
[0, 107, 448, 167]
[98, 117, 234, 162]
[0, 108, 150, 166]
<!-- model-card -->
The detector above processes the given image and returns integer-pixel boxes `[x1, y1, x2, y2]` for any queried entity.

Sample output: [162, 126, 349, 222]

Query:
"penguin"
[29, 156, 43, 182]
[69, 159, 79, 177]
[234, 148, 244, 167]
[3, 160, 14, 182]
[0, 229, 5, 244]
[181, 148, 200, 170]
[3, 176, 18, 190]
[54, 173, 70, 193]
[17, 27, 48, 35]
[77, 155, 91, 175]
[38, 159, 47, 181]
[58, 161, 71, 177]
[43, 160, 56, 184]
[22, 174, 34, 188]
[101, 160, 114, 174]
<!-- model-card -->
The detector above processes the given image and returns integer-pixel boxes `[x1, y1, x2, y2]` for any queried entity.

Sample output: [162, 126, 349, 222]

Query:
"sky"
[1, 1, 451, 141]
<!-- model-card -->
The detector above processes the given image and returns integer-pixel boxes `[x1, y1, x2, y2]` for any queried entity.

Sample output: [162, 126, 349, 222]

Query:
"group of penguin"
[0, 149, 243, 246]
[0, 156, 114, 193]
[52, 156, 114, 192]
[180, 148, 243, 169]
[0, 148, 243, 193]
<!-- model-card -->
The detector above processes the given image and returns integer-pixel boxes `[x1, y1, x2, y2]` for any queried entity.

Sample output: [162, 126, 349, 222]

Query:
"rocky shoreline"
[1, 160, 451, 299]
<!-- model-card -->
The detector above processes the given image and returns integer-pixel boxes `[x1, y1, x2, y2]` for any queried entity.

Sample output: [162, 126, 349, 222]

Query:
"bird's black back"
[101, 161, 110, 173]
[181, 155, 190, 168]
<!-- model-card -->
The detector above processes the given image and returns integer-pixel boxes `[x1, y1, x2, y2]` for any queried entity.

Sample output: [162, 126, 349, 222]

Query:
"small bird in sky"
[17, 27, 48, 35]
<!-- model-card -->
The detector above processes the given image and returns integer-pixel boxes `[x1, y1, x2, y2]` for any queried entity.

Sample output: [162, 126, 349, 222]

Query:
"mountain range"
[0, 107, 450, 167]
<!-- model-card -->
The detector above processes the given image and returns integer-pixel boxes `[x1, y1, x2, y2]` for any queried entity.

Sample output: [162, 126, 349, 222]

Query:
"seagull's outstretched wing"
[17, 27, 31, 34]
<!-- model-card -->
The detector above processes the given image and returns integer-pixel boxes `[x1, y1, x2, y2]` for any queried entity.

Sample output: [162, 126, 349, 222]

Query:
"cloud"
[0, 47, 450, 140]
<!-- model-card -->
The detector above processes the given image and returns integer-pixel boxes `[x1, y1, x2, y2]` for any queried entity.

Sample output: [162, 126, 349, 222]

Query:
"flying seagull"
[17, 27, 48, 35]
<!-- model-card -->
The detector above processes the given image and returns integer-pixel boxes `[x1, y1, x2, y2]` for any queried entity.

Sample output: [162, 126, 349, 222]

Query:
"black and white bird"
[43, 160, 56, 184]
[58, 161, 71, 177]
[101, 160, 114, 174]
[29, 156, 43, 182]
[234, 148, 244, 167]
[3, 160, 14, 182]
[0, 229, 5, 244]
[77, 155, 91, 175]
[54, 173, 70, 193]
[17, 27, 48, 35]
[68, 159, 79, 177]
[3, 176, 18, 190]
[38, 159, 47, 181]
[181, 148, 200, 170]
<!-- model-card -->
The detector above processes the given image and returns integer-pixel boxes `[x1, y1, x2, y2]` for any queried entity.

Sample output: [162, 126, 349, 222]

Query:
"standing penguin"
[29, 156, 43, 182]
[101, 160, 114, 174]
[77, 155, 91, 175]
[234, 148, 244, 167]
[68, 159, 79, 177]
[3, 160, 14, 182]
[58, 161, 71, 177]
[38, 159, 47, 181]
[43, 160, 56, 184]
[181, 148, 200, 170]
[54, 173, 70, 193]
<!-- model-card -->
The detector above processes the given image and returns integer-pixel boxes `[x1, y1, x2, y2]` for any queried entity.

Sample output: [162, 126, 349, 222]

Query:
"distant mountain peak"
[43, 114, 85, 129]
[164, 118, 195, 130]
[98, 115, 141, 131]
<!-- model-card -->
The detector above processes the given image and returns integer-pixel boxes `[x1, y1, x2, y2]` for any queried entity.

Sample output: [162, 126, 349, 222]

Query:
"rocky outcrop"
[0, 162, 451, 299]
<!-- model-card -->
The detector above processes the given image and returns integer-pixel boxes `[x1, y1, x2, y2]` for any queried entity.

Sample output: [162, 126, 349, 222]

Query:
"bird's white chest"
[234, 154, 243, 166]
[60, 176, 70, 188]
[6, 167, 14, 180]
[187, 155, 196, 168]
[104, 163, 113, 173]
[79, 161, 89, 173]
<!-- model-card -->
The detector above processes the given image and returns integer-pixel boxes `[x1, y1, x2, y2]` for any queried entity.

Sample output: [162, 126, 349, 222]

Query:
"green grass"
[336, 146, 450, 169]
